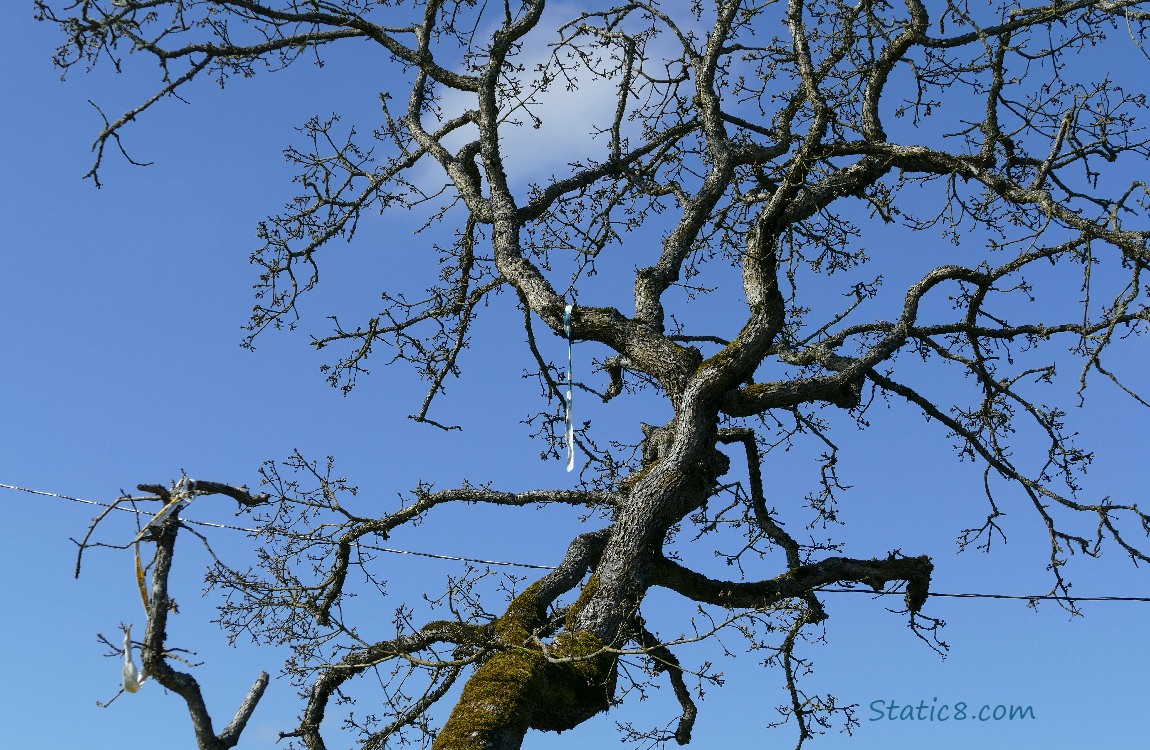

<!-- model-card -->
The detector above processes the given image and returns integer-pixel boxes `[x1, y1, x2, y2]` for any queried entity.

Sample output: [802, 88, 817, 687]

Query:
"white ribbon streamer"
[123, 625, 146, 693]
[564, 304, 574, 472]
[134, 477, 196, 542]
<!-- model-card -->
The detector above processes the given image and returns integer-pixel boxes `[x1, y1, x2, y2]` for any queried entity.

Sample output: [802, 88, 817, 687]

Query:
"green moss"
[423, 620, 489, 645]
[564, 575, 599, 630]
[530, 628, 615, 732]
[699, 340, 740, 374]
[433, 629, 616, 746]
[552, 629, 601, 658]
[619, 464, 654, 494]
[743, 381, 770, 400]
[433, 649, 545, 749]
[434, 579, 618, 747]
[494, 582, 545, 645]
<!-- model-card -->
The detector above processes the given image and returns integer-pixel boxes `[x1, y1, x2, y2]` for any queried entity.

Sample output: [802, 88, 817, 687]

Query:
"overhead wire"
[0, 481, 558, 570]
[5, 481, 1150, 601]
[812, 588, 1150, 602]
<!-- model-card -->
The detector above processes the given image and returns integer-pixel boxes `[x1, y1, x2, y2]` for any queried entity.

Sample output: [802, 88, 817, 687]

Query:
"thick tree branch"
[141, 514, 269, 750]
[653, 553, 934, 614]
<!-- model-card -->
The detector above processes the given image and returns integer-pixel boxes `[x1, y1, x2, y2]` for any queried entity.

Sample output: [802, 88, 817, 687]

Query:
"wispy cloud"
[420, 3, 670, 195]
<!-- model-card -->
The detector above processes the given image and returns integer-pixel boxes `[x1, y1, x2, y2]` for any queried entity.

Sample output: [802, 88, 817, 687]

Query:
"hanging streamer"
[122, 625, 146, 693]
[564, 304, 574, 472]
[133, 477, 196, 543]
[122, 479, 197, 693]
[134, 542, 149, 612]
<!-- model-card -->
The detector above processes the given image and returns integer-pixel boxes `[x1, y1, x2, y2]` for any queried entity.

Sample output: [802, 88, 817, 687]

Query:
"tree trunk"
[433, 582, 617, 750]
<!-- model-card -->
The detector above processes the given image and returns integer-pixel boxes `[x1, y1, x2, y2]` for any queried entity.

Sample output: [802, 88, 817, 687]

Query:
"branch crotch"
[433, 582, 617, 750]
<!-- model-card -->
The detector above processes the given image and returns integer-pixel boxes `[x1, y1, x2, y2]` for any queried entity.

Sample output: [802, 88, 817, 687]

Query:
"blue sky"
[3, 5, 1149, 749]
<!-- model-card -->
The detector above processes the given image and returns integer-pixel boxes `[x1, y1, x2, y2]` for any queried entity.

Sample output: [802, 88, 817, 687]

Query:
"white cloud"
[418, 2, 673, 195]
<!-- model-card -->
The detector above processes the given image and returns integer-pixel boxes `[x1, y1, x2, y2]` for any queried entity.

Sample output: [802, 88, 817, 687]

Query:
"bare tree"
[42, 1, 1150, 748]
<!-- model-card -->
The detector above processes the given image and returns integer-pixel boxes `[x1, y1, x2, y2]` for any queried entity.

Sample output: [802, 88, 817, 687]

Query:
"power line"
[813, 588, 1150, 603]
[0, 481, 259, 534]
[0, 481, 558, 570]
[4, 481, 1149, 601]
